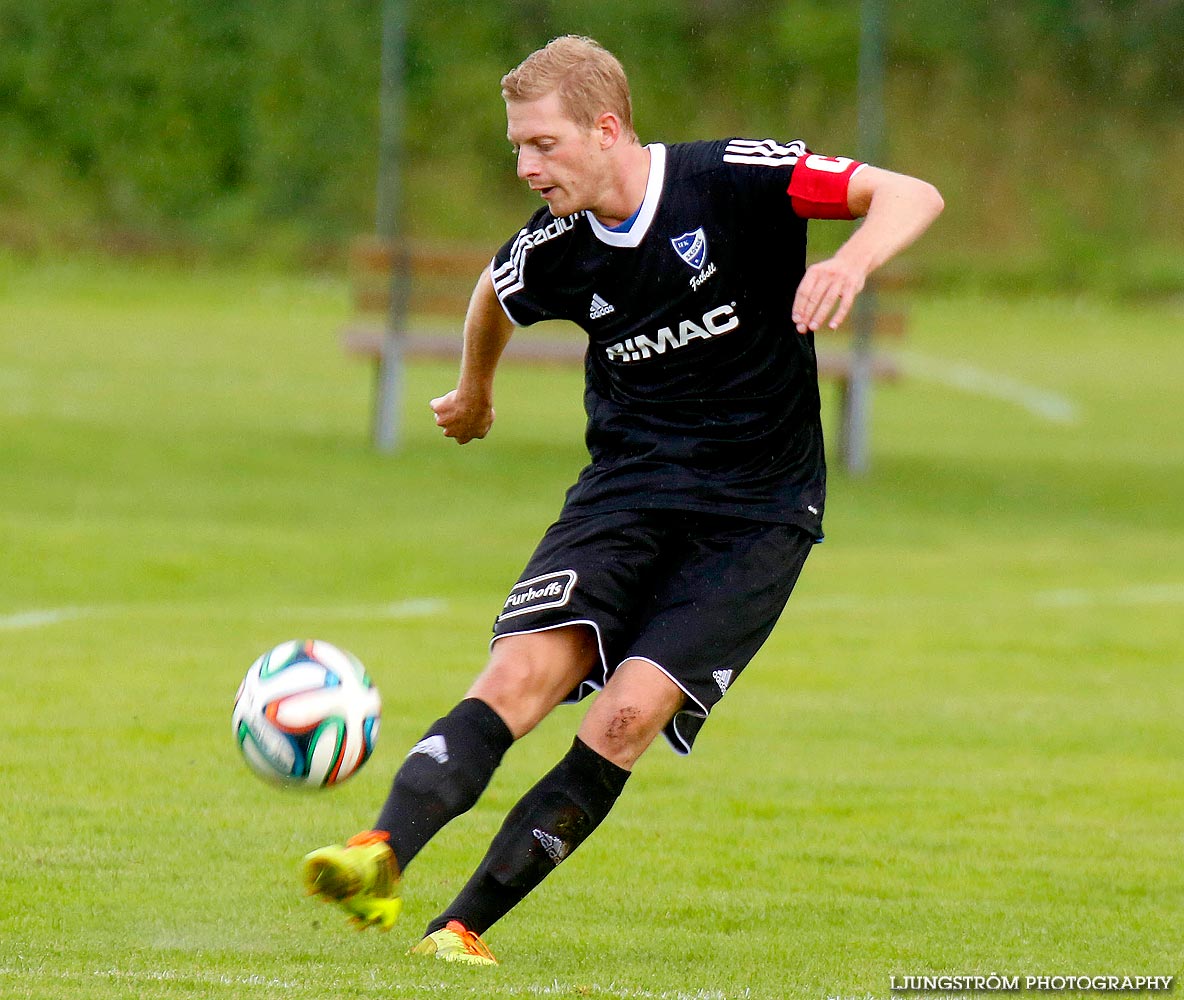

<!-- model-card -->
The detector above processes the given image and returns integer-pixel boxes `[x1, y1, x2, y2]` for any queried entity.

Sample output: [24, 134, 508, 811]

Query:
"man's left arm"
[792, 166, 944, 334]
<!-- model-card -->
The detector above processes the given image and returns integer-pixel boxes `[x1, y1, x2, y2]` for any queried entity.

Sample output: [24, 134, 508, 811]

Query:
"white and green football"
[232, 639, 381, 787]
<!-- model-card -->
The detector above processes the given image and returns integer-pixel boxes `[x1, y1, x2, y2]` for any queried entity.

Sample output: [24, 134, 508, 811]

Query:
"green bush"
[0, 0, 1181, 288]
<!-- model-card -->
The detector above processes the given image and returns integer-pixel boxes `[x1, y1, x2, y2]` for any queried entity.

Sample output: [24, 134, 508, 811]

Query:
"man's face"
[506, 92, 605, 218]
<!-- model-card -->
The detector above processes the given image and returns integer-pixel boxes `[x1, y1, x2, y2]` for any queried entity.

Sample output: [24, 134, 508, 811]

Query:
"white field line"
[791, 583, 1184, 613]
[0, 965, 300, 991]
[0, 598, 447, 631]
[5, 584, 1184, 635]
[1032, 583, 1184, 608]
[0, 965, 749, 1000]
[283, 597, 448, 620]
[506, 985, 748, 1000]
[899, 350, 1082, 425]
[0, 606, 98, 630]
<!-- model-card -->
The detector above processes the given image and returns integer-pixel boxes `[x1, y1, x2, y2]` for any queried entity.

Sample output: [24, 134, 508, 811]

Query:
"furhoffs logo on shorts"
[498, 569, 578, 621]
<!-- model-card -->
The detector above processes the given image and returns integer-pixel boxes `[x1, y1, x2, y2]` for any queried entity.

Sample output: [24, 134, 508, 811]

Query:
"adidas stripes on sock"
[375, 698, 515, 873]
[428, 736, 631, 936]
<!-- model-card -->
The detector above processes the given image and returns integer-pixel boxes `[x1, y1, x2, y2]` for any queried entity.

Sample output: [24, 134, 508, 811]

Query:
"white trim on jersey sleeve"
[492, 213, 581, 320]
[489, 256, 523, 326]
[585, 143, 666, 249]
[492, 233, 530, 302]
[722, 137, 806, 167]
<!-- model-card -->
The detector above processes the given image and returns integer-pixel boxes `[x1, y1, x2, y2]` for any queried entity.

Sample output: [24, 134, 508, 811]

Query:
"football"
[232, 639, 381, 787]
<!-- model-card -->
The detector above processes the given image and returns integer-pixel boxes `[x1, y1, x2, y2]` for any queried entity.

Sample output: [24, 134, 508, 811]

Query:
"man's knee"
[594, 704, 657, 760]
[579, 659, 684, 769]
[584, 701, 671, 767]
[468, 625, 599, 738]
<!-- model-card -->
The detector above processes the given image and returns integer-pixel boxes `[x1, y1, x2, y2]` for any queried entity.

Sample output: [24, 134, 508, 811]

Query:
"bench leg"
[836, 367, 872, 476]
[371, 339, 404, 452]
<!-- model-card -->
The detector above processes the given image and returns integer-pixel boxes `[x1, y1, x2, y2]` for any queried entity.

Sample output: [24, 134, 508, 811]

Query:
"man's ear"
[594, 111, 623, 150]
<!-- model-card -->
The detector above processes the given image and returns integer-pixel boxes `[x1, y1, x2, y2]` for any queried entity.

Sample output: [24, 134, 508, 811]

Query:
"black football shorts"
[490, 506, 814, 753]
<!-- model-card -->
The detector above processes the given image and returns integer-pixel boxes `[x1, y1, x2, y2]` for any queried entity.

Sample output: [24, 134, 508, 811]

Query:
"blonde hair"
[501, 36, 635, 138]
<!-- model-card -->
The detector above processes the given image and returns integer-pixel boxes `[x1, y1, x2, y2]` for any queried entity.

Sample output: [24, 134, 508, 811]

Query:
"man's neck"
[589, 142, 651, 229]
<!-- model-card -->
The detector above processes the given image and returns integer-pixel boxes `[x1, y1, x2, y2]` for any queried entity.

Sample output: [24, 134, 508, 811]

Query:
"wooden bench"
[341, 237, 589, 366]
[343, 236, 908, 467]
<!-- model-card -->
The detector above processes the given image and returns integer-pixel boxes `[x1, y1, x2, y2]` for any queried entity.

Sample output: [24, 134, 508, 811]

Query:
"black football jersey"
[491, 138, 836, 537]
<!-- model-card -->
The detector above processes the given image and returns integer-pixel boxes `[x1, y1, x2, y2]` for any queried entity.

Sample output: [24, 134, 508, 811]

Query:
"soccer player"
[303, 35, 943, 965]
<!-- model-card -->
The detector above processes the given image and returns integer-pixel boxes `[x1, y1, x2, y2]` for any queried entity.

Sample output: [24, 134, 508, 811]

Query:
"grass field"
[0, 257, 1181, 1000]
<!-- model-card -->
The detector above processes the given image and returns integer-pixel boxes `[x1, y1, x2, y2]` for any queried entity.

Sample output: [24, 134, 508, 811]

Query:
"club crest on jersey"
[671, 228, 708, 270]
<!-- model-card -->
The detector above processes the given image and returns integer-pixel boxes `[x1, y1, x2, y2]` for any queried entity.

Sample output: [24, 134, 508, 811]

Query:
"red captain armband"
[787, 154, 865, 220]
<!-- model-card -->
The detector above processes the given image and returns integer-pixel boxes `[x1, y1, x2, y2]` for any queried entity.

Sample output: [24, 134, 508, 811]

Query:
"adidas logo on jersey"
[407, 734, 449, 764]
[606, 304, 740, 364]
[713, 669, 734, 695]
[589, 293, 615, 319]
[532, 828, 569, 865]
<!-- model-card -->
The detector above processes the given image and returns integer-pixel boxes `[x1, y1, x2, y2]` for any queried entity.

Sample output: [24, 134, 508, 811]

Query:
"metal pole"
[842, 0, 886, 475]
[372, 0, 409, 452]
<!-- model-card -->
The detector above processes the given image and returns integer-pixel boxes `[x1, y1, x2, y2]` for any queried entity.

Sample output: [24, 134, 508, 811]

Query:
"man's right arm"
[792, 165, 944, 334]
[430, 266, 515, 445]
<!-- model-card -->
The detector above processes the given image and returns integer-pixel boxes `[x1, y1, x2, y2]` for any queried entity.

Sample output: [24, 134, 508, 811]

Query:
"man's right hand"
[430, 389, 495, 444]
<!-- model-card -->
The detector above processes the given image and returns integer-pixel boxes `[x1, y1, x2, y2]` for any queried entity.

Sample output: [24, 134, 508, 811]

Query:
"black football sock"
[375, 698, 514, 872]
[427, 736, 631, 936]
